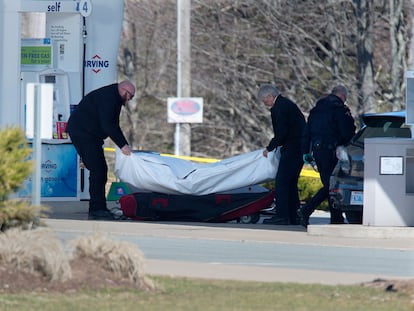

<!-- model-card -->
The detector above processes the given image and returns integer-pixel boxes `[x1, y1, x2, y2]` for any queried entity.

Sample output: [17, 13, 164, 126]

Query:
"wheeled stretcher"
[114, 148, 279, 222]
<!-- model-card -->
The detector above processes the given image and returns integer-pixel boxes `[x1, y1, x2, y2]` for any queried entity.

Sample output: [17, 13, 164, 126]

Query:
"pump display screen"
[44, 75, 56, 83]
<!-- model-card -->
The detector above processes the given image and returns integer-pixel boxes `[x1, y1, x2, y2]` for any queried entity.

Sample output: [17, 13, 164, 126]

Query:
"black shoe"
[262, 216, 290, 225]
[296, 208, 309, 228]
[88, 209, 116, 221]
[330, 220, 345, 225]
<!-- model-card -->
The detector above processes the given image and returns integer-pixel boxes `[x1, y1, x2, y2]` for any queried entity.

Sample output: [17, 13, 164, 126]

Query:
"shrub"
[0, 127, 32, 201]
[0, 227, 71, 281]
[71, 234, 158, 291]
[298, 174, 328, 211]
[262, 168, 328, 211]
[0, 127, 48, 231]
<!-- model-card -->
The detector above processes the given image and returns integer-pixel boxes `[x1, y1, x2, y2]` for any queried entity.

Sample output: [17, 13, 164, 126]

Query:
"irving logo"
[84, 54, 109, 73]
[42, 160, 57, 174]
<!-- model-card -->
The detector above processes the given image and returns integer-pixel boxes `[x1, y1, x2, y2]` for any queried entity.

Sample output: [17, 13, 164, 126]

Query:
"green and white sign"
[21, 46, 52, 65]
[21, 38, 52, 71]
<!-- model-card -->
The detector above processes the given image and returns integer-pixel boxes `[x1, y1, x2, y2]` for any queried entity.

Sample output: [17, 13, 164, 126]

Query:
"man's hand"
[121, 144, 133, 156]
[303, 153, 314, 164]
[263, 149, 269, 158]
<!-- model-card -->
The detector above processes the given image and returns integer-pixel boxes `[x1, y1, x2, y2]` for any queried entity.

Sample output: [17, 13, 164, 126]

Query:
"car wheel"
[345, 211, 363, 224]
[238, 213, 260, 224]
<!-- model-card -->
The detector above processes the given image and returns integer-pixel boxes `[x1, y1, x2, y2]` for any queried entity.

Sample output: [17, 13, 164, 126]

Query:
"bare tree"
[119, 0, 177, 152]
[389, 0, 410, 108]
[352, 0, 376, 113]
[118, 0, 412, 158]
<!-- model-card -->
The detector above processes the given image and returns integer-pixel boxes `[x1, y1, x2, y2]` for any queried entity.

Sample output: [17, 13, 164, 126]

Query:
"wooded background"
[117, 0, 412, 158]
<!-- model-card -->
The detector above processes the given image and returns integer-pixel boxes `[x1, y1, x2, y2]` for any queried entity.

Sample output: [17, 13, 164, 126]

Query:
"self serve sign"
[47, 2, 62, 12]
[45, 0, 92, 16]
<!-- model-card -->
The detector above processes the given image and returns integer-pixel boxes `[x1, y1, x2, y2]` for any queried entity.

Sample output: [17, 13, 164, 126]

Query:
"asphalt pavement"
[42, 200, 414, 285]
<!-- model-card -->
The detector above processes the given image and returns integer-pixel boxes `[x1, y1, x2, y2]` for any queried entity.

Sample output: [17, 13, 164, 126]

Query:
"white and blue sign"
[18, 143, 78, 198]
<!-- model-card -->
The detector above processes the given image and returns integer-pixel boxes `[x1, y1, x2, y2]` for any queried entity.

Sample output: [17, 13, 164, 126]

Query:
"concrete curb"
[308, 224, 414, 239]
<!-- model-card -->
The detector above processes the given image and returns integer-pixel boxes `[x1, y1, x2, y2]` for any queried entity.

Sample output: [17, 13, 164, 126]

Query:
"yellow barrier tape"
[104, 147, 319, 177]
[159, 153, 219, 163]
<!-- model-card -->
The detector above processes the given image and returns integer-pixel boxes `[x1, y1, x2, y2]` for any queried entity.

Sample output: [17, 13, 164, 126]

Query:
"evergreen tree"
[0, 127, 47, 231]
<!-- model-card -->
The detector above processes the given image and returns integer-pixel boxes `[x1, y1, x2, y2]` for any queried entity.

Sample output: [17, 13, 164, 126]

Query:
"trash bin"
[363, 137, 414, 226]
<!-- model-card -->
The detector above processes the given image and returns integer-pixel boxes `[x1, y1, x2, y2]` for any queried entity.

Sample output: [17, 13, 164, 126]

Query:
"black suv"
[329, 111, 411, 224]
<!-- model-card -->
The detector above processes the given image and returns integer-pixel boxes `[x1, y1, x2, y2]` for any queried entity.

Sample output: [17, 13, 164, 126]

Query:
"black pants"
[70, 136, 108, 212]
[302, 148, 344, 223]
[274, 150, 303, 223]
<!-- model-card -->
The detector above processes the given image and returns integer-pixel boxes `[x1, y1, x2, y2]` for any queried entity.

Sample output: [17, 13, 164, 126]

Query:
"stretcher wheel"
[238, 212, 260, 224]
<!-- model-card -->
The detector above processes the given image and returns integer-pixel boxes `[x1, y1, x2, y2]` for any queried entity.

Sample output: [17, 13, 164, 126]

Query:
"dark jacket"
[266, 95, 306, 153]
[66, 83, 128, 148]
[302, 94, 355, 153]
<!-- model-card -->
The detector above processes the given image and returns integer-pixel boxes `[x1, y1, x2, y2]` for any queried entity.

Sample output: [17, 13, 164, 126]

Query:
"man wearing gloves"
[67, 80, 135, 220]
[258, 84, 306, 225]
[298, 85, 356, 227]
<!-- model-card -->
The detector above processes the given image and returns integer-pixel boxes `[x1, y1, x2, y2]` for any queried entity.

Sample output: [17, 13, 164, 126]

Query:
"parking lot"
[43, 200, 414, 284]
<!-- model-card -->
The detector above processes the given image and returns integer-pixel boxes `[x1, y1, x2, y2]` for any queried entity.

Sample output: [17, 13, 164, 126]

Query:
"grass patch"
[0, 276, 412, 311]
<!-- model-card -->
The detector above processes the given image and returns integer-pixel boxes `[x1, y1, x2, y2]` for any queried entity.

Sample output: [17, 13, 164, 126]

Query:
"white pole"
[0, 2, 21, 129]
[32, 84, 42, 206]
[177, 0, 182, 99]
[175, 0, 182, 156]
[175, 0, 191, 156]
[174, 123, 180, 155]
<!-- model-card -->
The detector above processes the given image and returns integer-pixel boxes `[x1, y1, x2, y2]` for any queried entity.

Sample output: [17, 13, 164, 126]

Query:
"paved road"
[43, 200, 414, 285]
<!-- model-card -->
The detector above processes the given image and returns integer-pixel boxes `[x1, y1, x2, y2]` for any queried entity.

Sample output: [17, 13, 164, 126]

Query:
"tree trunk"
[354, 0, 376, 113]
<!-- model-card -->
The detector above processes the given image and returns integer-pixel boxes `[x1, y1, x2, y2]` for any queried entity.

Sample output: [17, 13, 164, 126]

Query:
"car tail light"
[329, 188, 341, 196]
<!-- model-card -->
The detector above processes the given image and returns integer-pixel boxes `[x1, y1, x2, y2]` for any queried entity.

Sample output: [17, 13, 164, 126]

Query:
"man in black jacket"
[298, 85, 356, 227]
[258, 84, 306, 225]
[67, 80, 135, 220]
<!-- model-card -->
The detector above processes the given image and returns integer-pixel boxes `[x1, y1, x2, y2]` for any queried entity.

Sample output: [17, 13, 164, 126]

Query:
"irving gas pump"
[0, 0, 125, 201]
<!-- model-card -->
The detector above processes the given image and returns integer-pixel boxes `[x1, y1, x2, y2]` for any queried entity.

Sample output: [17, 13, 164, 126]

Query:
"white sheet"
[115, 148, 280, 195]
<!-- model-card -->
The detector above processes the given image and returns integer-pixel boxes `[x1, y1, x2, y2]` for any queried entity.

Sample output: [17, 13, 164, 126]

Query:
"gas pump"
[38, 69, 70, 139]
[0, 0, 125, 201]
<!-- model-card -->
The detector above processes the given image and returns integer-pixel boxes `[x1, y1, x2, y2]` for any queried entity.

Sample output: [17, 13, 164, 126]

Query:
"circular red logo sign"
[171, 100, 200, 115]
